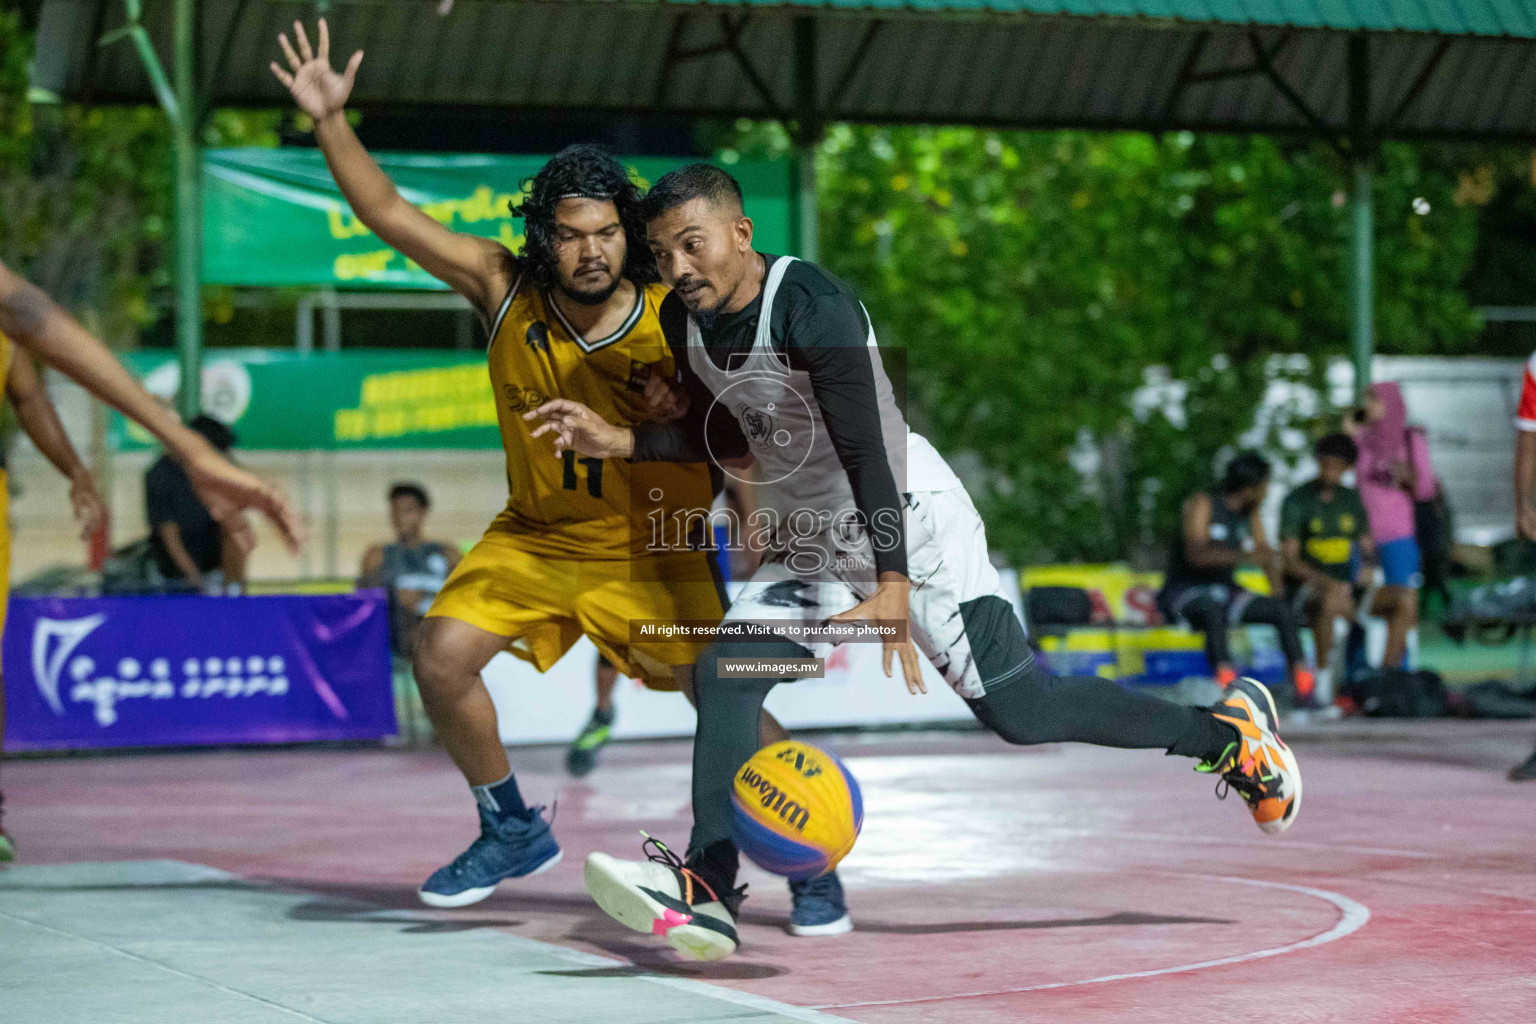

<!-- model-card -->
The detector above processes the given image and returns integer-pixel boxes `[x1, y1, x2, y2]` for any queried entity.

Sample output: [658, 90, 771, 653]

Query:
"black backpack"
[1025, 586, 1094, 630]
[1345, 668, 1447, 718]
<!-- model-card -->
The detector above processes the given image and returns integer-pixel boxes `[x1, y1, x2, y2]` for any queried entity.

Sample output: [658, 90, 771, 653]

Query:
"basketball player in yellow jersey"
[0, 258, 300, 864]
[273, 19, 785, 908]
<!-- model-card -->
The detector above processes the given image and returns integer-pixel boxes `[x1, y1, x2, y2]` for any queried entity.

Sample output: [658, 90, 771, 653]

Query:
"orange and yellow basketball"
[730, 740, 863, 881]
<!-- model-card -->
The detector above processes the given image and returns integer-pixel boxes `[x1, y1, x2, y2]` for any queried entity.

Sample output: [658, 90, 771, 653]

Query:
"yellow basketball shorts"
[425, 527, 727, 691]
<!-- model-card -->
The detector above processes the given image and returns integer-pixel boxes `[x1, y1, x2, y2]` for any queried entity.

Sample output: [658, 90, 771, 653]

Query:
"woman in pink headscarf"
[1345, 381, 1437, 669]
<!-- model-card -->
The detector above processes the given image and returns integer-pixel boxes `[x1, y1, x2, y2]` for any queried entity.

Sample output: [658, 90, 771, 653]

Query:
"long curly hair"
[509, 144, 657, 289]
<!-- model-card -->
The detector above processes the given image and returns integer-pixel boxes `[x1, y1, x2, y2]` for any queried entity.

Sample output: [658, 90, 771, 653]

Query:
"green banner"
[114, 350, 504, 451]
[202, 149, 793, 289]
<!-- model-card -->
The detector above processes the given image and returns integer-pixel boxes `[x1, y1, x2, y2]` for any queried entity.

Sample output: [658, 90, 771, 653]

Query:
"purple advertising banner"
[2, 592, 396, 752]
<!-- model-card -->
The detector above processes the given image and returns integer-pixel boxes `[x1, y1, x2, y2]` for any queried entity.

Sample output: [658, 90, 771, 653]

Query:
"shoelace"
[476, 803, 553, 846]
[1197, 744, 1270, 807]
[639, 832, 747, 911]
[640, 831, 684, 872]
[639, 832, 718, 906]
[1216, 758, 1272, 806]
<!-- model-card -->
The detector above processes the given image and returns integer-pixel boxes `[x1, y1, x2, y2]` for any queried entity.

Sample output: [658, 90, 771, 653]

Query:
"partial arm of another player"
[6, 351, 105, 540]
[270, 18, 509, 314]
[0, 261, 300, 552]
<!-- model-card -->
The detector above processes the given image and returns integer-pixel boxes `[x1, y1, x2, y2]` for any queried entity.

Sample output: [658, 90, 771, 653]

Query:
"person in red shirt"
[1510, 354, 1536, 781]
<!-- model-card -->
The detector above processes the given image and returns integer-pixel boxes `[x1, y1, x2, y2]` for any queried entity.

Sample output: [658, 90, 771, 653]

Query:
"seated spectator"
[145, 415, 245, 593]
[1279, 433, 1400, 709]
[359, 483, 459, 658]
[1158, 451, 1314, 699]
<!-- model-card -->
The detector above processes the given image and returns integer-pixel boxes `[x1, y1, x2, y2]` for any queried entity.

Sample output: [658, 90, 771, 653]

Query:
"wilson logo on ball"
[730, 741, 864, 881]
[738, 764, 812, 832]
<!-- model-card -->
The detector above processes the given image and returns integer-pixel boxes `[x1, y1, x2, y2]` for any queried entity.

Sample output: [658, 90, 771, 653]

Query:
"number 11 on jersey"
[562, 450, 603, 498]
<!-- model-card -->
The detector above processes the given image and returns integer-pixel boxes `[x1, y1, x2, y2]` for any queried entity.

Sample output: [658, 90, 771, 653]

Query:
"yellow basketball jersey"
[484, 278, 713, 560]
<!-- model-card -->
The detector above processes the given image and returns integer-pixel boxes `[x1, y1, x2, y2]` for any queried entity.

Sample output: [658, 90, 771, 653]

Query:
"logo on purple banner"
[2, 593, 396, 752]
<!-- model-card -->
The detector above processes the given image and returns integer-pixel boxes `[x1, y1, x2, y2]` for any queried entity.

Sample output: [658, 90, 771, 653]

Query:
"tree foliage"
[1, 13, 280, 342]
[725, 123, 1500, 563]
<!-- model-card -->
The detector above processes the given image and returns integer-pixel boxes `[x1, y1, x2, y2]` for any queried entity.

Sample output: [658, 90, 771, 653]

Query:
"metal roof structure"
[26, 0, 1536, 408]
[32, 0, 1536, 141]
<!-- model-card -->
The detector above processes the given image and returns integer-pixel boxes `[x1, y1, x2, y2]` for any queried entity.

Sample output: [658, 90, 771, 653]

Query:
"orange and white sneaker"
[1200, 677, 1302, 835]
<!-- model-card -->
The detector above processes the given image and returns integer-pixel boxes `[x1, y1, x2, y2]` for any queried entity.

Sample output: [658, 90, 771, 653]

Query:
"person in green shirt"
[1280, 433, 1404, 708]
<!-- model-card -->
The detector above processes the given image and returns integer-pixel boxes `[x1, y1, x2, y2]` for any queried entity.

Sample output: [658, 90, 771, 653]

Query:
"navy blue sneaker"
[788, 870, 853, 936]
[418, 804, 561, 908]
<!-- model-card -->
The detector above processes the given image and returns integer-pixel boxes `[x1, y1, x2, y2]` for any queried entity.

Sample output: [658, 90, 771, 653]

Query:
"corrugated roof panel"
[665, 0, 1535, 35]
[29, 0, 1536, 138]
[1478, 42, 1536, 132]
[1378, 0, 1449, 34]
[988, 26, 1047, 122]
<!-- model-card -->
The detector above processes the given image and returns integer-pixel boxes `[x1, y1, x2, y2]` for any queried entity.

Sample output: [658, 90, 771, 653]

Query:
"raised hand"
[270, 18, 362, 123]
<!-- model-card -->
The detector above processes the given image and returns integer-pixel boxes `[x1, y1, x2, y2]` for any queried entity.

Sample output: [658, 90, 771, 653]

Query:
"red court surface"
[4, 721, 1534, 1023]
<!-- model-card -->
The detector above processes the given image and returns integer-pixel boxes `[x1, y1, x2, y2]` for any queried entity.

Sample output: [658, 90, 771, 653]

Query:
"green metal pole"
[794, 145, 819, 264]
[1349, 158, 1374, 401]
[1347, 34, 1373, 401]
[173, 0, 202, 420]
[792, 16, 820, 264]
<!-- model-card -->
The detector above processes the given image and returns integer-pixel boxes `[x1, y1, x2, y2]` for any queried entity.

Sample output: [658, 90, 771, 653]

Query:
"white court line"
[813, 875, 1371, 1011]
[491, 932, 854, 1024]
[3, 860, 846, 1024]
[1039, 827, 1432, 860]
[0, 908, 336, 1024]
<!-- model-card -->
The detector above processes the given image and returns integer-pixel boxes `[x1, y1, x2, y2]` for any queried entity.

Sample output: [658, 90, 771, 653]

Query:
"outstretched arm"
[6, 351, 105, 539]
[270, 18, 510, 315]
[0, 260, 301, 553]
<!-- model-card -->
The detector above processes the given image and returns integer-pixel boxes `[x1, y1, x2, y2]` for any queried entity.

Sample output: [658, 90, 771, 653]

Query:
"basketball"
[730, 740, 863, 881]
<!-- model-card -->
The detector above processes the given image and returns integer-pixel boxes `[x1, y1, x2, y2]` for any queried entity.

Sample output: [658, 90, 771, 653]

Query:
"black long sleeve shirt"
[631, 256, 907, 577]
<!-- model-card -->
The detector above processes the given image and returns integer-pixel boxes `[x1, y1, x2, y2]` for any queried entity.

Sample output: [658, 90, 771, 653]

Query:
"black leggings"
[1172, 590, 1306, 673]
[686, 626, 1233, 874]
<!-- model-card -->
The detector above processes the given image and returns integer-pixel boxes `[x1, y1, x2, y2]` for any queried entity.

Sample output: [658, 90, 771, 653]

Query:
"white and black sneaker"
[584, 834, 744, 962]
